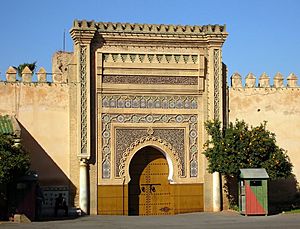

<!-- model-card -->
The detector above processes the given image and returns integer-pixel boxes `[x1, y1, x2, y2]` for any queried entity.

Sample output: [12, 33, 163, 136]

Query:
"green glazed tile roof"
[0, 115, 14, 135]
[239, 168, 269, 179]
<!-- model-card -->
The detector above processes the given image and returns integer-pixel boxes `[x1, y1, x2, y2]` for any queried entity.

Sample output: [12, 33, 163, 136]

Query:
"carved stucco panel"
[115, 128, 185, 176]
[80, 45, 88, 155]
[213, 49, 220, 120]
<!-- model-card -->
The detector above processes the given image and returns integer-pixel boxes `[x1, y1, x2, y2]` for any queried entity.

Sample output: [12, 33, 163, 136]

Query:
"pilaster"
[205, 44, 224, 212]
[70, 20, 96, 160]
[70, 20, 96, 213]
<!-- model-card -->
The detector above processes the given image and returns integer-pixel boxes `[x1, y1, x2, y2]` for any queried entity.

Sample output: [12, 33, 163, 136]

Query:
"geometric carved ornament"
[101, 113, 198, 179]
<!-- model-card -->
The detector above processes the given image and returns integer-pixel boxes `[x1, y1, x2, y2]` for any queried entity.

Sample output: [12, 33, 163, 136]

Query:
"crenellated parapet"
[71, 20, 227, 37]
[231, 72, 299, 89]
[2, 66, 67, 83]
[95, 21, 227, 36]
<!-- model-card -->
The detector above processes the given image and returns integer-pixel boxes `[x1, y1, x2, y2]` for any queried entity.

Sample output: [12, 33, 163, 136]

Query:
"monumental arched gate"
[69, 21, 228, 214]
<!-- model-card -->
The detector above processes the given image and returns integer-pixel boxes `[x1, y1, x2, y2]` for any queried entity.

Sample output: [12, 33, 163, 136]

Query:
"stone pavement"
[0, 211, 300, 229]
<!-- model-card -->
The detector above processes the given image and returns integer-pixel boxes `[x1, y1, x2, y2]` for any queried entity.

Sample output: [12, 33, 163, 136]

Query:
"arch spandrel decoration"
[115, 127, 185, 176]
[119, 135, 182, 184]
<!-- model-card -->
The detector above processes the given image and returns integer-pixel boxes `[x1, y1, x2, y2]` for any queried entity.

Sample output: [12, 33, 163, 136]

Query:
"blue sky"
[0, 0, 299, 85]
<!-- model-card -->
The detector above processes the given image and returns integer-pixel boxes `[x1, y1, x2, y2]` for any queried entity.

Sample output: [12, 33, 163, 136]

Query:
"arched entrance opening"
[128, 146, 174, 215]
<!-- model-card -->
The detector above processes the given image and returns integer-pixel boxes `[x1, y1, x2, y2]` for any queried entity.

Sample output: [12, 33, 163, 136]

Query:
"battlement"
[231, 72, 299, 89]
[2, 66, 67, 84]
[72, 20, 227, 36]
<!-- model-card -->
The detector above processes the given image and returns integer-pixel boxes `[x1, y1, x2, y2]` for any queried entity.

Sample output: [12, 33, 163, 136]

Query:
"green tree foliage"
[203, 120, 292, 180]
[0, 134, 30, 184]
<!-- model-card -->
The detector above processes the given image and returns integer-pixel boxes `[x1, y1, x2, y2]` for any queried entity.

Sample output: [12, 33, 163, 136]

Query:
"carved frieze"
[103, 53, 198, 64]
[102, 75, 198, 85]
[102, 95, 198, 109]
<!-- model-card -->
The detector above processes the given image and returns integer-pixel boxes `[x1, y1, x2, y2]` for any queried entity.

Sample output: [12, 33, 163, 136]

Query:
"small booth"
[239, 168, 269, 216]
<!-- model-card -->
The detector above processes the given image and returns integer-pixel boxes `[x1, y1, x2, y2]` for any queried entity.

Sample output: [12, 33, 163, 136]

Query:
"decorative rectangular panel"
[102, 95, 198, 109]
[101, 114, 198, 179]
[102, 75, 198, 85]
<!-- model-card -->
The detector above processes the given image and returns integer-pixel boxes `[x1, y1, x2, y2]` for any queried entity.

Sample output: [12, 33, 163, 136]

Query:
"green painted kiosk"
[239, 168, 269, 216]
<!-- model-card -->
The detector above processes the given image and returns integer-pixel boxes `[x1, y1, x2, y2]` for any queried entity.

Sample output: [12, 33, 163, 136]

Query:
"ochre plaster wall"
[229, 87, 300, 182]
[0, 82, 70, 185]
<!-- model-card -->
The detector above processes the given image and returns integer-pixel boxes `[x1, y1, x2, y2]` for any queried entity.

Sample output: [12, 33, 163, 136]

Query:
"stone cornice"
[71, 20, 228, 45]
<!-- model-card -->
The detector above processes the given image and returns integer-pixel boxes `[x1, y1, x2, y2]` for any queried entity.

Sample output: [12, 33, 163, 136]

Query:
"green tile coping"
[0, 115, 20, 137]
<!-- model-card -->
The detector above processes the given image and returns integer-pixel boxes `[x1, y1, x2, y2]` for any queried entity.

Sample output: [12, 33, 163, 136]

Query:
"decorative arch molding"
[118, 135, 183, 184]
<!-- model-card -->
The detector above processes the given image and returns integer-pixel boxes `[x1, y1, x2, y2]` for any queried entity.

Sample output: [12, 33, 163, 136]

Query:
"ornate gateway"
[70, 20, 228, 215]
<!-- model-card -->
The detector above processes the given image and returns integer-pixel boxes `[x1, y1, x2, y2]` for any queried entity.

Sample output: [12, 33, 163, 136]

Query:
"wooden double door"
[128, 146, 174, 215]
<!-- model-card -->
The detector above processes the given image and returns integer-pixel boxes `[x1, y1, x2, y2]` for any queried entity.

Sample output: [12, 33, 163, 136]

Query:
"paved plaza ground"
[0, 211, 299, 229]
